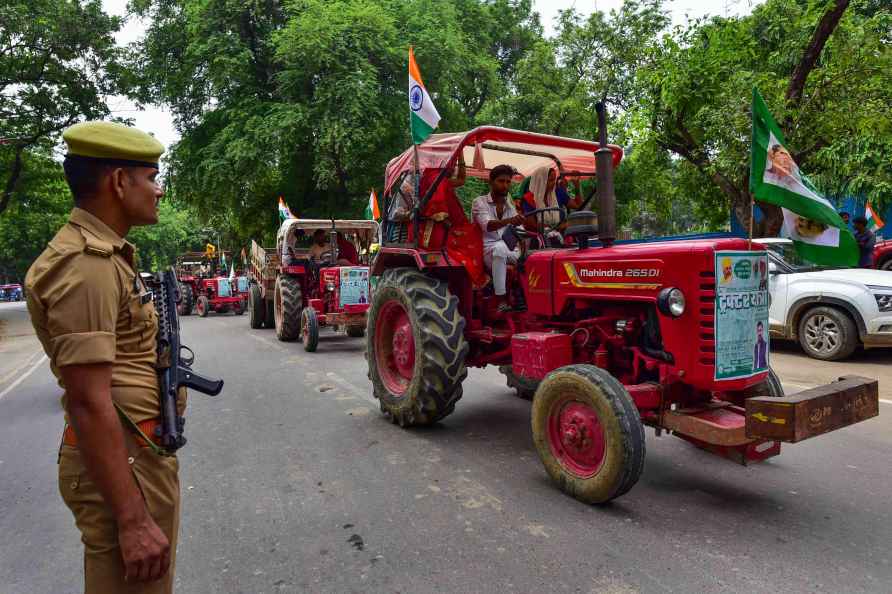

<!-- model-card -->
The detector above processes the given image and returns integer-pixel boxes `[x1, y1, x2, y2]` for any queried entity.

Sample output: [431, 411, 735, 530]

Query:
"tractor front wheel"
[531, 364, 645, 504]
[302, 308, 320, 352]
[177, 283, 193, 316]
[234, 300, 245, 315]
[274, 276, 302, 341]
[196, 296, 209, 318]
[366, 268, 468, 427]
[346, 324, 365, 338]
[249, 284, 264, 328]
[264, 298, 275, 329]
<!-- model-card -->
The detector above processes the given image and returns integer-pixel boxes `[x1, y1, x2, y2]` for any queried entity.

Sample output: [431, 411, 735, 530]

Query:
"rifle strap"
[113, 402, 171, 457]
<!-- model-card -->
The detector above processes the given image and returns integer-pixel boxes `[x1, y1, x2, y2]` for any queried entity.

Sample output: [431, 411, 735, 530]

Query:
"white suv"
[758, 238, 892, 360]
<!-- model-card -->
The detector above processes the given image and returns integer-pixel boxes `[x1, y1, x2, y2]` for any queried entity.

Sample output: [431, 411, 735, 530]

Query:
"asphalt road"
[1, 300, 891, 594]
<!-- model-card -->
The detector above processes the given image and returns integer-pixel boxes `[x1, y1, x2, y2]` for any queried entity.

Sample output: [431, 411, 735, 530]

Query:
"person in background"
[853, 216, 876, 267]
[839, 211, 851, 228]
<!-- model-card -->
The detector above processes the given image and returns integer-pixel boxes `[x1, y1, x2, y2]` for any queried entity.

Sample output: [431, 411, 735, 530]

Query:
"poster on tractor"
[339, 267, 370, 307]
[714, 251, 770, 380]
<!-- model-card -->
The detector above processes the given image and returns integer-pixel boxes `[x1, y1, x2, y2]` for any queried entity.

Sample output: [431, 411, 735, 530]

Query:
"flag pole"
[748, 196, 754, 250]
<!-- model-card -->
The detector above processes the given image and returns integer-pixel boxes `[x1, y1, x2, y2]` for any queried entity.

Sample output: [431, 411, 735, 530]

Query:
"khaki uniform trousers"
[58, 440, 180, 594]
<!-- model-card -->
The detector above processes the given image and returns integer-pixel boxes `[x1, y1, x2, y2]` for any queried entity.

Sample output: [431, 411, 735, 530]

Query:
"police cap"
[63, 121, 164, 169]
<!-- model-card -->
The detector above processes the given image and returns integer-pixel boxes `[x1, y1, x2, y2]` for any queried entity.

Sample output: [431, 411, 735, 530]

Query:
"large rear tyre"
[264, 299, 275, 329]
[249, 285, 264, 329]
[798, 306, 858, 361]
[274, 276, 302, 341]
[196, 295, 209, 318]
[531, 365, 646, 504]
[366, 268, 468, 426]
[346, 324, 365, 338]
[302, 308, 320, 352]
[177, 283, 194, 316]
[499, 365, 539, 400]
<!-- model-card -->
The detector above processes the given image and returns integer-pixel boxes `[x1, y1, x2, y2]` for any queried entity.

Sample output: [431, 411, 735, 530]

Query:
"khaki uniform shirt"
[26, 208, 160, 423]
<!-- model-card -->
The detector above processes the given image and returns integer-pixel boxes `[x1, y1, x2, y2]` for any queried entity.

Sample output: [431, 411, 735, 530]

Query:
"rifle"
[148, 268, 223, 452]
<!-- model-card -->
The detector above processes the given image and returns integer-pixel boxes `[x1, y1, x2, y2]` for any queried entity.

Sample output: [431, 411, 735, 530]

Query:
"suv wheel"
[798, 306, 858, 361]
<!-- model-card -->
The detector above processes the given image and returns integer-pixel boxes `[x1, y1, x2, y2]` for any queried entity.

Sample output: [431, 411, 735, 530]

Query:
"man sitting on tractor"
[472, 164, 525, 311]
[308, 229, 330, 262]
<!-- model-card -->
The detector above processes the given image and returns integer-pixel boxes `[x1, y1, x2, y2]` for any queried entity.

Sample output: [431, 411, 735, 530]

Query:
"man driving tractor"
[471, 164, 526, 312]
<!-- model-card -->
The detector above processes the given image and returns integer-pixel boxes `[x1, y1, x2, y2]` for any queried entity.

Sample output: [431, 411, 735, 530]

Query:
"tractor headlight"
[326, 282, 335, 292]
[658, 287, 686, 317]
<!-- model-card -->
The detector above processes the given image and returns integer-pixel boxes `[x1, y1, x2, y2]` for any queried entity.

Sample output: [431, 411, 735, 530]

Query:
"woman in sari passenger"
[517, 166, 582, 244]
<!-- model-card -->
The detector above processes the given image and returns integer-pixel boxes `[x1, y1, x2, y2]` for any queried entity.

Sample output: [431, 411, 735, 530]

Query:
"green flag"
[749, 88, 857, 266]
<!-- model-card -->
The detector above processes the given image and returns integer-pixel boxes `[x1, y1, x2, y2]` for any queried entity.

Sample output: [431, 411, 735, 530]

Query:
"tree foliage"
[639, 0, 891, 234]
[0, 0, 132, 215]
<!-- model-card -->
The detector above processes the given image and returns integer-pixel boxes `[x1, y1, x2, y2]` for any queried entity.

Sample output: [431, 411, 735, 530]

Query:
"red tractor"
[175, 251, 247, 317]
[873, 238, 892, 270]
[367, 108, 879, 504]
[249, 219, 377, 352]
[194, 276, 246, 317]
[173, 252, 206, 315]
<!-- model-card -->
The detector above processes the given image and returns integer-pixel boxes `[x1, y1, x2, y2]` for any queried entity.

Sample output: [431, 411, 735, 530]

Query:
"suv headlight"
[657, 287, 686, 317]
[868, 286, 892, 312]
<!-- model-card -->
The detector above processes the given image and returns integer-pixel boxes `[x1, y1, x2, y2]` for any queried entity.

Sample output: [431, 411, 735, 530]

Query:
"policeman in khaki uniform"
[26, 121, 181, 593]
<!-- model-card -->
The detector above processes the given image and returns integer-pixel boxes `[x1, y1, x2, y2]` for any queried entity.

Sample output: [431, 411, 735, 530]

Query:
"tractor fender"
[371, 248, 465, 277]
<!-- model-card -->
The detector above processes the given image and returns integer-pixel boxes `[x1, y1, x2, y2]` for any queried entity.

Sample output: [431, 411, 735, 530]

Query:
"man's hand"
[510, 213, 526, 226]
[60, 363, 170, 583]
[119, 512, 171, 582]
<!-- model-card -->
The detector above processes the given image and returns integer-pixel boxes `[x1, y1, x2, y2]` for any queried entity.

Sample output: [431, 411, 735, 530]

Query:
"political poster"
[714, 251, 770, 380]
[339, 267, 370, 307]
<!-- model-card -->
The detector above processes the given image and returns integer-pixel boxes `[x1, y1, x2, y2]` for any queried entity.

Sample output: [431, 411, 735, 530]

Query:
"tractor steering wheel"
[522, 206, 565, 246]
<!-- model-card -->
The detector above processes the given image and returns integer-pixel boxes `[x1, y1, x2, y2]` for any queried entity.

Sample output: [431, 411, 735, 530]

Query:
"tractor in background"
[367, 106, 879, 504]
[176, 250, 249, 317]
[248, 219, 378, 352]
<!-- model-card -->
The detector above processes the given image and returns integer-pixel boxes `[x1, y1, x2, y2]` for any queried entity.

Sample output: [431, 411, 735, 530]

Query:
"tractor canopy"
[276, 218, 379, 253]
[384, 126, 623, 195]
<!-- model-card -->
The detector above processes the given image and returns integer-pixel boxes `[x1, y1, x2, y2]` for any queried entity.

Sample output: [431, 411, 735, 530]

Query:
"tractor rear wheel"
[366, 268, 468, 426]
[249, 284, 264, 328]
[346, 324, 365, 338]
[499, 365, 539, 400]
[177, 283, 193, 316]
[274, 276, 302, 341]
[196, 296, 209, 318]
[264, 298, 275, 329]
[531, 364, 646, 504]
[302, 308, 320, 352]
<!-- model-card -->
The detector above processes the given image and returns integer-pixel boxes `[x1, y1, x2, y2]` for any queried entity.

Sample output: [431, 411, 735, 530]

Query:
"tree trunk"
[0, 146, 24, 216]
[786, 0, 850, 108]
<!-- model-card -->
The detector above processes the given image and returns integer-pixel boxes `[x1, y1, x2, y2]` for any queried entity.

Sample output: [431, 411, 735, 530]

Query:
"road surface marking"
[0, 354, 47, 401]
[0, 348, 43, 385]
[325, 371, 376, 404]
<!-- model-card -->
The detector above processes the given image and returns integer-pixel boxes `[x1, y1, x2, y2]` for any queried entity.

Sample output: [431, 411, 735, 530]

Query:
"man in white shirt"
[472, 164, 525, 309]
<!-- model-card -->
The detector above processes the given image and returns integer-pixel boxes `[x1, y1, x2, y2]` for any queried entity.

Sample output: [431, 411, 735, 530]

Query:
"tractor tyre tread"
[531, 364, 645, 504]
[249, 284, 264, 328]
[275, 276, 302, 341]
[346, 325, 365, 338]
[499, 365, 539, 400]
[366, 268, 468, 426]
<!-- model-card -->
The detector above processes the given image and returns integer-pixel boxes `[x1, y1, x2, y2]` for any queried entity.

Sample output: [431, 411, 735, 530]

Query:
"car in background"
[874, 238, 892, 270]
[757, 238, 892, 360]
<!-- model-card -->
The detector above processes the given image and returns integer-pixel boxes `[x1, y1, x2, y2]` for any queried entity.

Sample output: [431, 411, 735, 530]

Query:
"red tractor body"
[873, 238, 892, 270]
[248, 219, 376, 351]
[367, 120, 879, 503]
[193, 276, 246, 318]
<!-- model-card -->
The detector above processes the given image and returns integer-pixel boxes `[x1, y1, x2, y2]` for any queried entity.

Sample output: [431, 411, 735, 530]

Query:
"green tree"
[131, 0, 541, 241]
[639, 0, 891, 234]
[0, 0, 132, 215]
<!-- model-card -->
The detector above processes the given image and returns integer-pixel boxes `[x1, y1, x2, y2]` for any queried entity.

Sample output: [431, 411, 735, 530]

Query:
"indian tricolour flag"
[866, 201, 885, 232]
[278, 196, 295, 222]
[409, 47, 440, 145]
[749, 88, 858, 266]
[365, 188, 380, 220]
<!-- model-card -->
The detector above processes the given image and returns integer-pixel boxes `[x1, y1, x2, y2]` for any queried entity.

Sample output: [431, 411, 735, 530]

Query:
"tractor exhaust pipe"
[595, 102, 616, 247]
